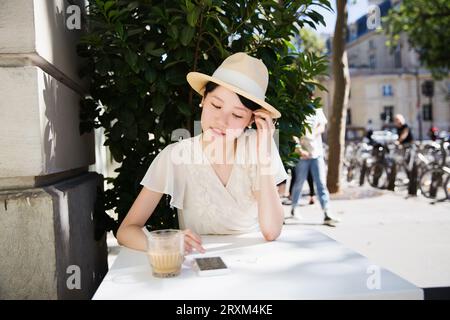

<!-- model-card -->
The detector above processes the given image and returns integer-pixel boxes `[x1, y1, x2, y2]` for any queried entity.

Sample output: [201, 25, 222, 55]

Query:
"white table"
[93, 226, 423, 300]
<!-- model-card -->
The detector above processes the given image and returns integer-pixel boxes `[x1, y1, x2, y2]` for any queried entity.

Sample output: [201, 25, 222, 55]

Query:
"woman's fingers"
[255, 117, 268, 131]
[185, 236, 205, 253]
[183, 229, 202, 243]
[254, 111, 274, 132]
[183, 229, 205, 253]
[254, 111, 274, 128]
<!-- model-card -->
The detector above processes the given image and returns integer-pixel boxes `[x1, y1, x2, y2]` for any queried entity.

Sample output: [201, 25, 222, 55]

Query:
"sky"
[310, 0, 370, 35]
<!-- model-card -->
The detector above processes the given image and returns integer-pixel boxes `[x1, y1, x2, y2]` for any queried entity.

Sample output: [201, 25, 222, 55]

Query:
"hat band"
[211, 67, 266, 100]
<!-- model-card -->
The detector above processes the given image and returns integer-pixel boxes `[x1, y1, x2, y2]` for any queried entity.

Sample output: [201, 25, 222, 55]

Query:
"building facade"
[318, 0, 450, 140]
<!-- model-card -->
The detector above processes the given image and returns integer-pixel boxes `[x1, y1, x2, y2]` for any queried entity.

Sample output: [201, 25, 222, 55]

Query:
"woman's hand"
[253, 109, 275, 168]
[182, 229, 205, 254]
[299, 149, 311, 159]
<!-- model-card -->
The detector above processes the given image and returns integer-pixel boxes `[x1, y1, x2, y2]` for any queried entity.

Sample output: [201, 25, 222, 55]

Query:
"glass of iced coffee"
[147, 229, 185, 278]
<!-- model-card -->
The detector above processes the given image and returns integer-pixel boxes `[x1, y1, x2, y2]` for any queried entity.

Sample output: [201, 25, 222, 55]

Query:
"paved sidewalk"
[283, 185, 450, 289]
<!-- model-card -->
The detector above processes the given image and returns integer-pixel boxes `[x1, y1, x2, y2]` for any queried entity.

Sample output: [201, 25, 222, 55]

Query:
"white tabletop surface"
[93, 226, 423, 300]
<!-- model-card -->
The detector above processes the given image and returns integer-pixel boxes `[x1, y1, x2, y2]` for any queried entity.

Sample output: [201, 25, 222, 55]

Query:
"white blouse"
[140, 129, 288, 235]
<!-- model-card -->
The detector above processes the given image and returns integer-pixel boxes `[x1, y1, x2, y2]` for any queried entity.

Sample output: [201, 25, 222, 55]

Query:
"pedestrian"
[290, 108, 339, 225]
[394, 114, 414, 145]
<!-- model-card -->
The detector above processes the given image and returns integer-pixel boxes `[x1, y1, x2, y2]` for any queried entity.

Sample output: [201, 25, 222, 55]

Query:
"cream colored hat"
[186, 52, 281, 119]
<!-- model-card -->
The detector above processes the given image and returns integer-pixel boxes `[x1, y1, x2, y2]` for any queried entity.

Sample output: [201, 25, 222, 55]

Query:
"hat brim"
[186, 72, 282, 119]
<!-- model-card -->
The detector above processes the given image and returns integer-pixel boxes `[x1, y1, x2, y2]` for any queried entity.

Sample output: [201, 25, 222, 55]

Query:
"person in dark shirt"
[394, 114, 413, 144]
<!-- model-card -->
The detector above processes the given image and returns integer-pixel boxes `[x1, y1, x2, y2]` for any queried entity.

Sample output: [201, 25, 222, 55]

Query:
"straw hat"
[186, 52, 281, 119]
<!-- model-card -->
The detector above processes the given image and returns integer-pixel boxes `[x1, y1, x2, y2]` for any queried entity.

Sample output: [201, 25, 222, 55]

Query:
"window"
[394, 46, 402, 68]
[382, 84, 393, 96]
[369, 54, 376, 68]
[350, 24, 357, 41]
[383, 106, 394, 123]
[346, 108, 352, 125]
[422, 103, 433, 121]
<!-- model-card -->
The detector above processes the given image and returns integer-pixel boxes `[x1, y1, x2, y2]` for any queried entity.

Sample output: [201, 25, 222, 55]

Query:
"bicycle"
[419, 138, 450, 201]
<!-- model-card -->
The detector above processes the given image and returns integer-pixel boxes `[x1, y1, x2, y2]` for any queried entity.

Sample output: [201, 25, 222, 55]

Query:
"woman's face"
[200, 85, 253, 142]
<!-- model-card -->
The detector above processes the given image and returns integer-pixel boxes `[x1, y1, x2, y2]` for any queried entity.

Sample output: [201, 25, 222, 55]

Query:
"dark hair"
[203, 81, 261, 112]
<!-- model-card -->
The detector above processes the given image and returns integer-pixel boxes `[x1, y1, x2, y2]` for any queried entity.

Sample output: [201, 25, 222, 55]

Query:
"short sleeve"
[250, 136, 289, 192]
[315, 108, 328, 126]
[140, 143, 186, 209]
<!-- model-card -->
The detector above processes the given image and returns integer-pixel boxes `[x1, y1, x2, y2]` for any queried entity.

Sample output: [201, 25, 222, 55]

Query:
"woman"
[117, 52, 288, 253]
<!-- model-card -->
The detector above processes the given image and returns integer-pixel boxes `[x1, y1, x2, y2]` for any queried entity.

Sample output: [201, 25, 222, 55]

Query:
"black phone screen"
[195, 257, 228, 271]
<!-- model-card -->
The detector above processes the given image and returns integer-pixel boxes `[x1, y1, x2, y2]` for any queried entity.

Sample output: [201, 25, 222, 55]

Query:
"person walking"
[290, 108, 338, 225]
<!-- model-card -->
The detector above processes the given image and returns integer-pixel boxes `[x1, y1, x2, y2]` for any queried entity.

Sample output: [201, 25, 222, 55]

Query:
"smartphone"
[194, 257, 231, 276]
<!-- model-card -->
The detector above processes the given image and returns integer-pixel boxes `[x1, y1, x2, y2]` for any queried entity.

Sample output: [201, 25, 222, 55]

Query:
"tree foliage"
[77, 0, 330, 235]
[383, 0, 450, 78]
[292, 27, 327, 55]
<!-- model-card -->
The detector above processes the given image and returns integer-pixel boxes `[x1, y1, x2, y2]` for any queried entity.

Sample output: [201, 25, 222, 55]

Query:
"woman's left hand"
[253, 109, 275, 167]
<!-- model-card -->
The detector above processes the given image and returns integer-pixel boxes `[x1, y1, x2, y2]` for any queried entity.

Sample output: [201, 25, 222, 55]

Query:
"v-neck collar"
[197, 134, 237, 189]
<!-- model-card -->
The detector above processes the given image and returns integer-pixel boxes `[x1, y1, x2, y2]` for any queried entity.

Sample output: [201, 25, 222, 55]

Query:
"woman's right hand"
[182, 229, 206, 254]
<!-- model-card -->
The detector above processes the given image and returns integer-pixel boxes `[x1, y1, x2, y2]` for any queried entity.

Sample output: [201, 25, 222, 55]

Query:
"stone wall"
[0, 0, 108, 299]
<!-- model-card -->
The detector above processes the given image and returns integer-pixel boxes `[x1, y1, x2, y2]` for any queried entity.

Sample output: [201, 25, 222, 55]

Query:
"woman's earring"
[199, 103, 203, 108]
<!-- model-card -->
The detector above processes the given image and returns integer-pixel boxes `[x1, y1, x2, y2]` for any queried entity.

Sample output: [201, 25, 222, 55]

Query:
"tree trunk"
[327, 0, 350, 194]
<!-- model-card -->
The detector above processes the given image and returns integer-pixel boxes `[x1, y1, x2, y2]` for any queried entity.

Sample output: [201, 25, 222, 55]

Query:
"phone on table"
[194, 257, 230, 276]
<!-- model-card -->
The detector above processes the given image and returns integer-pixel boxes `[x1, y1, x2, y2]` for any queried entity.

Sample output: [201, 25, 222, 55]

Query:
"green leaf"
[163, 59, 184, 69]
[108, 10, 119, 19]
[110, 123, 122, 142]
[120, 109, 135, 126]
[104, 1, 115, 12]
[96, 58, 109, 75]
[205, 31, 225, 55]
[180, 27, 195, 46]
[127, 1, 139, 10]
[152, 94, 165, 115]
[165, 68, 185, 85]
[115, 23, 124, 38]
[126, 28, 142, 37]
[124, 50, 138, 68]
[125, 123, 138, 140]
[149, 48, 165, 57]
[145, 42, 156, 54]
[145, 68, 157, 83]
[152, 6, 164, 18]
[185, 0, 194, 12]
[187, 7, 201, 27]
[109, 144, 123, 162]
[178, 102, 192, 116]
[168, 24, 179, 39]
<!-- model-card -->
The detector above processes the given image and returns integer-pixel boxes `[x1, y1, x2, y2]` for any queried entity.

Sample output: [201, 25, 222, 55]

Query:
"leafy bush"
[77, 0, 330, 235]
